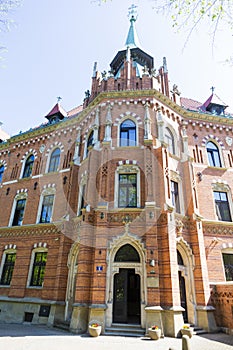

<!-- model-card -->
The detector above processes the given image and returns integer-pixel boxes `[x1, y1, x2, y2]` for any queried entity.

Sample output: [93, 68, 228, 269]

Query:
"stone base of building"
[0, 298, 64, 326]
[145, 306, 164, 336]
[162, 306, 185, 337]
[196, 305, 218, 332]
[70, 303, 107, 334]
[70, 304, 89, 334]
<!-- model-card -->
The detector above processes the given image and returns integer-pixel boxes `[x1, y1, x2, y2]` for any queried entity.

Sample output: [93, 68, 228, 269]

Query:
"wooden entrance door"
[179, 271, 188, 322]
[113, 269, 140, 324]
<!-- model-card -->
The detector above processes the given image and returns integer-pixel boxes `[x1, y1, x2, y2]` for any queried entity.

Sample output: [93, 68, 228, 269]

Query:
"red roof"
[67, 105, 83, 117]
[45, 103, 67, 118]
[180, 97, 202, 112]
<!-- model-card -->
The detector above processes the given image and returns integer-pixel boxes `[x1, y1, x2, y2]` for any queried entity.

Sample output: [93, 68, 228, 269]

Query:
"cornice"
[1, 89, 233, 152]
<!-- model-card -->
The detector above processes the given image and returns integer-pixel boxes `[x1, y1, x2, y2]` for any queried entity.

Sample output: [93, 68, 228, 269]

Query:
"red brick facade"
[0, 14, 232, 336]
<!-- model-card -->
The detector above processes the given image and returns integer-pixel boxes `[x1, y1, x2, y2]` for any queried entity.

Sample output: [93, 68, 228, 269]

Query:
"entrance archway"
[113, 268, 140, 324]
[177, 251, 188, 322]
[176, 237, 196, 325]
[112, 245, 141, 324]
[106, 237, 146, 328]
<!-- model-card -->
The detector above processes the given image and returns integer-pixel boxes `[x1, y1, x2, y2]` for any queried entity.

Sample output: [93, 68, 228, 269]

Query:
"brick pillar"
[182, 160, 217, 331]
[158, 210, 184, 337]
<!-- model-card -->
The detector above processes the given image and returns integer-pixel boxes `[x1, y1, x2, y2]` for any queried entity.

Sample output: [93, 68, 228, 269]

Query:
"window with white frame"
[77, 184, 86, 215]
[171, 180, 180, 213]
[48, 148, 60, 173]
[118, 174, 137, 207]
[120, 119, 136, 146]
[206, 141, 222, 167]
[28, 249, 48, 287]
[222, 252, 233, 281]
[0, 165, 4, 183]
[0, 250, 16, 286]
[22, 154, 34, 178]
[165, 127, 175, 154]
[83, 130, 94, 159]
[115, 164, 140, 208]
[12, 198, 27, 226]
[39, 195, 54, 223]
[214, 191, 232, 222]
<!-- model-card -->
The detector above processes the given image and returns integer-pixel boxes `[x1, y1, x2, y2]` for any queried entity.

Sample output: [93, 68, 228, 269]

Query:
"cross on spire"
[128, 4, 138, 21]
[210, 86, 215, 94]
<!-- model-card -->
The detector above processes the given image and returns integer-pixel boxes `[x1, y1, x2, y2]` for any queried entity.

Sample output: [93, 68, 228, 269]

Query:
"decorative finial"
[128, 4, 138, 21]
[57, 96, 62, 103]
[211, 86, 215, 94]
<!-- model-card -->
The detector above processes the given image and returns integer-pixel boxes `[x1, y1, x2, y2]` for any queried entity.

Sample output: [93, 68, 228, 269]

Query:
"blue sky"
[1, 0, 233, 136]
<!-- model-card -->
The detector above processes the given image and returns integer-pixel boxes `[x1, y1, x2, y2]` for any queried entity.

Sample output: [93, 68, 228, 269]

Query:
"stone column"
[144, 102, 152, 140]
[93, 107, 100, 149]
[73, 127, 81, 165]
[104, 104, 112, 142]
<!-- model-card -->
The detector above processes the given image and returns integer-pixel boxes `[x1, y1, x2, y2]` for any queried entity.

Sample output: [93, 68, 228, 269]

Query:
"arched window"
[114, 244, 140, 262]
[0, 165, 4, 183]
[165, 127, 175, 154]
[0, 249, 16, 286]
[28, 248, 48, 287]
[22, 155, 34, 178]
[206, 141, 222, 167]
[222, 251, 233, 281]
[48, 148, 60, 173]
[177, 250, 184, 265]
[120, 119, 136, 146]
[86, 130, 94, 157]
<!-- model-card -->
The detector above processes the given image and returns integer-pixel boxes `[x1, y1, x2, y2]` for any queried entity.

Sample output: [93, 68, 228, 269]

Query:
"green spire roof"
[125, 5, 140, 48]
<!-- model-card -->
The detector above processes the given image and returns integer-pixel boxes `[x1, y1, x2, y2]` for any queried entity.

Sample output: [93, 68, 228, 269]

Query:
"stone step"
[188, 324, 208, 335]
[105, 324, 145, 337]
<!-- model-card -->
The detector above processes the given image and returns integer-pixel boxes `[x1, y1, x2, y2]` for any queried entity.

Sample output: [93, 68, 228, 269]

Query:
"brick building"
[0, 7, 232, 336]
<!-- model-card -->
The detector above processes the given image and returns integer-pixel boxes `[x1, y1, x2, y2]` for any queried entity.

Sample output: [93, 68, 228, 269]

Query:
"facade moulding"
[0, 222, 64, 237]
[203, 220, 233, 236]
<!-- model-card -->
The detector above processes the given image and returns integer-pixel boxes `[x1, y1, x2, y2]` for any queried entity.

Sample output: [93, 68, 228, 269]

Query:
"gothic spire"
[125, 4, 140, 49]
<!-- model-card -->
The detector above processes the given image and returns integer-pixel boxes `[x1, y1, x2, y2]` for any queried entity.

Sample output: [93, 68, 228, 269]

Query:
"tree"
[151, 0, 233, 47]
[98, 0, 233, 49]
[0, 0, 21, 53]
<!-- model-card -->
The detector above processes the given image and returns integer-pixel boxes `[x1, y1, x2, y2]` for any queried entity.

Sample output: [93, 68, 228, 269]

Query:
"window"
[48, 148, 60, 173]
[0, 252, 16, 285]
[12, 198, 26, 226]
[39, 195, 54, 223]
[165, 127, 175, 154]
[207, 141, 222, 167]
[118, 174, 137, 208]
[115, 244, 140, 262]
[77, 184, 86, 215]
[22, 155, 34, 178]
[222, 253, 233, 281]
[120, 119, 136, 146]
[171, 181, 180, 213]
[0, 165, 4, 183]
[214, 191, 231, 221]
[30, 252, 47, 287]
[86, 131, 94, 157]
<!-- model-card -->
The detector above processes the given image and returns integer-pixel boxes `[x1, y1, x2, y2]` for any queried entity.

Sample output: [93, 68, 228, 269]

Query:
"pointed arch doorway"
[112, 244, 141, 324]
[176, 238, 196, 325]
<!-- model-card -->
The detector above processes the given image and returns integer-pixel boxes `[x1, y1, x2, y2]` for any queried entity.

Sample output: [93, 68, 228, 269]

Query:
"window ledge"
[207, 166, 227, 171]
[203, 219, 233, 226]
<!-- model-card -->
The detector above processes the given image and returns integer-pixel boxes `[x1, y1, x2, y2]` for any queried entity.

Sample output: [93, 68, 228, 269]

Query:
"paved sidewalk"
[0, 324, 232, 350]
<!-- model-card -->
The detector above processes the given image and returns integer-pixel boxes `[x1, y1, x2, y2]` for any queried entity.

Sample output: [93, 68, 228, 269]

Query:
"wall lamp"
[197, 172, 202, 181]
